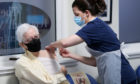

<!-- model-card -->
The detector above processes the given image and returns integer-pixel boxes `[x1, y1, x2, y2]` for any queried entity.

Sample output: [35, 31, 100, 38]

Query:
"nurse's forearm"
[51, 40, 71, 48]
[50, 40, 65, 48]
[70, 54, 96, 67]
[51, 35, 84, 48]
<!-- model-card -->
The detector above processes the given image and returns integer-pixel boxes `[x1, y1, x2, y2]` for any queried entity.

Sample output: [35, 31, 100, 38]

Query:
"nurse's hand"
[45, 43, 56, 54]
[45, 41, 64, 52]
[59, 48, 72, 58]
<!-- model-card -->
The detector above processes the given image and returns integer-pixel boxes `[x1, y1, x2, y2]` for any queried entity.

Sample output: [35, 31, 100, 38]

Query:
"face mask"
[74, 16, 85, 26]
[25, 38, 41, 52]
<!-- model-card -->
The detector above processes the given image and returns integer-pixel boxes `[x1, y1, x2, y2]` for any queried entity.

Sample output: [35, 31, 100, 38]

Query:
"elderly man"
[15, 23, 69, 84]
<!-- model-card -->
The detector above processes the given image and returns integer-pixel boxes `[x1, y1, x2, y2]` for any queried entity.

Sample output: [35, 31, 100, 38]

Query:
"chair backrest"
[136, 66, 140, 84]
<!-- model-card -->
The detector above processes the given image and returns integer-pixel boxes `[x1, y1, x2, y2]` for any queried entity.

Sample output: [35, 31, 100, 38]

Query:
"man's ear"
[19, 43, 27, 50]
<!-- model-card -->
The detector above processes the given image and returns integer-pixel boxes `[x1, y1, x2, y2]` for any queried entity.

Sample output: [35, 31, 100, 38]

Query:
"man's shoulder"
[15, 55, 30, 68]
[40, 50, 56, 59]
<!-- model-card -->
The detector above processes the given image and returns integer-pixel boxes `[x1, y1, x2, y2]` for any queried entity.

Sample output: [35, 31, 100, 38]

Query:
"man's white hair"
[16, 23, 39, 43]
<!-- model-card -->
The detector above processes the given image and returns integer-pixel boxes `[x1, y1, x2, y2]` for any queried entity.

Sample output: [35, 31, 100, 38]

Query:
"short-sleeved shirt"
[76, 18, 120, 52]
[76, 18, 137, 83]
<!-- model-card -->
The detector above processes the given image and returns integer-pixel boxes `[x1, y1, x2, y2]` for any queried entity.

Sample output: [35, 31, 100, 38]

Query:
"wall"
[119, 0, 140, 57]
[119, 0, 140, 43]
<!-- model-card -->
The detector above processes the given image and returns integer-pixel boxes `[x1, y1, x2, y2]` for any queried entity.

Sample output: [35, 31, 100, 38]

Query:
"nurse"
[46, 0, 136, 84]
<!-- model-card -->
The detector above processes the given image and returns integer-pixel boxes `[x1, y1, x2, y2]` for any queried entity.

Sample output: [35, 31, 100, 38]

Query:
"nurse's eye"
[75, 14, 79, 16]
[74, 13, 79, 16]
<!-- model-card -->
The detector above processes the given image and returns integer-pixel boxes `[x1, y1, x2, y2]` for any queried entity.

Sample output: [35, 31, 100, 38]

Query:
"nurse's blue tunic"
[76, 18, 136, 84]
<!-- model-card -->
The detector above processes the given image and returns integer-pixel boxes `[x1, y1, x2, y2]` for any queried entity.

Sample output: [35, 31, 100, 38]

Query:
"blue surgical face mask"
[74, 16, 85, 26]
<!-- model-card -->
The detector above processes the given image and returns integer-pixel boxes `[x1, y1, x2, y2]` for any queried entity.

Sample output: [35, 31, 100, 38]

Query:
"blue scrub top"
[76, 18, 120, 52]
[76, 17, 137, 83]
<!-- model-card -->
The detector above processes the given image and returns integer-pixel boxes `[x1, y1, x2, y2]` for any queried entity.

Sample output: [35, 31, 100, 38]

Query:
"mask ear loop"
[83, 10, 90, 22]
[82, 12, 88, 24]
[80, 14, 88, 27]
[82, 15, 86, 20]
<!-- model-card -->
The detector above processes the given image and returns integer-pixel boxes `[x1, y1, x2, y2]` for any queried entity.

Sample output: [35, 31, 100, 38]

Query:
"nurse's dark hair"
[72, 0, 106, 16]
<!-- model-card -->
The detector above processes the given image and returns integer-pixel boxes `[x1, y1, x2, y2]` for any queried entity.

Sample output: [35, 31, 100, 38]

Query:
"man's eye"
[34, 36, 39, 39]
